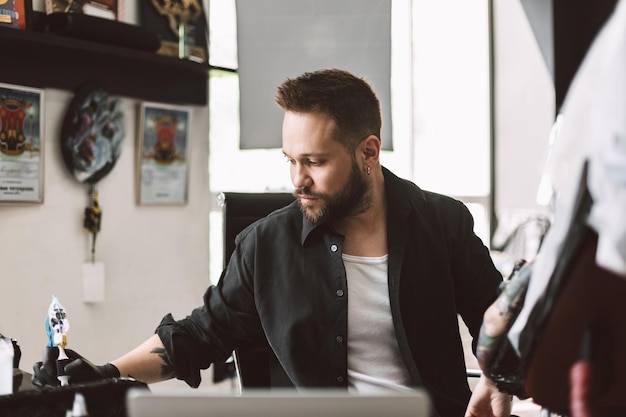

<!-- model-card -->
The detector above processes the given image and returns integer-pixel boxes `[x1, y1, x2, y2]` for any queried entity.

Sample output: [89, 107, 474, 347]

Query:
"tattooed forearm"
[497, 275, 528, 317]
[476, 323, 500, 370]
[477, 264, 531, 372]
[151, 347, 176, 379]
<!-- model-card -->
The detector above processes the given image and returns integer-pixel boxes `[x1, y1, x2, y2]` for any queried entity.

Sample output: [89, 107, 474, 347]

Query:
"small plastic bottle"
[0, 335, 14, 395]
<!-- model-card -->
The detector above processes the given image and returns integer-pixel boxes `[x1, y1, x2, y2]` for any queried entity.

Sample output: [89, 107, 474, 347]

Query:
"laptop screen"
[126, 388, 431, 417]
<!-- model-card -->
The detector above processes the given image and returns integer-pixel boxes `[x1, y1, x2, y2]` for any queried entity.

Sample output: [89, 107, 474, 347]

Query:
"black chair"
[215, 192, 295, 390]
[218, 192, 296, 269]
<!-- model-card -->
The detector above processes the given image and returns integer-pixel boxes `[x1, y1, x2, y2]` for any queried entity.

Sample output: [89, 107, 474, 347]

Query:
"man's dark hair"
[275, 68, 382, 151]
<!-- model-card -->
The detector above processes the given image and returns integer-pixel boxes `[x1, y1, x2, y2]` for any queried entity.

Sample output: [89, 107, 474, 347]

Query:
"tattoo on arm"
[476, 324, 500, 370]
[150, 347, 176, 379]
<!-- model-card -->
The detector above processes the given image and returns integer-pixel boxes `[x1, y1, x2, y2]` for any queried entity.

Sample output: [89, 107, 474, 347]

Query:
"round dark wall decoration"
[60, 83, 125, 184]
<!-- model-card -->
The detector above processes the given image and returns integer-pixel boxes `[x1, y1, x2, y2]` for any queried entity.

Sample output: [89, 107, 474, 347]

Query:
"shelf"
[0, 26, 209, 105]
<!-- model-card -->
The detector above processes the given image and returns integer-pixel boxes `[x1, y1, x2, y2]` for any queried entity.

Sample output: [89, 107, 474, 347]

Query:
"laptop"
[126, 388, 431, 417]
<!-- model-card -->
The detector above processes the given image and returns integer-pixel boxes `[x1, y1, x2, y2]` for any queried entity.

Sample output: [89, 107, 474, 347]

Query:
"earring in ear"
[367, 166, 371, 175]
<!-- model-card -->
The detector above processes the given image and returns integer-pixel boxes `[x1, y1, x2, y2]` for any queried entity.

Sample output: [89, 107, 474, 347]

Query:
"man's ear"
[361, 135, 381, 164]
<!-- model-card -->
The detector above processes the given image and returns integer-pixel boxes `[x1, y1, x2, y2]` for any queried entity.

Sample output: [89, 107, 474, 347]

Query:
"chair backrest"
[219, 192, 295, 269]
[217, 192, 296, 389]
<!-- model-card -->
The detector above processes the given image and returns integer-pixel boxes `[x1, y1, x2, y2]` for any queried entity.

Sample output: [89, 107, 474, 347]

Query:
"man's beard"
[294, 160, 371, 225]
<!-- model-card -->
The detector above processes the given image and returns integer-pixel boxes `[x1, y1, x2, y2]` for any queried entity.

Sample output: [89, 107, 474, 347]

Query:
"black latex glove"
[32, 346, 120, 387]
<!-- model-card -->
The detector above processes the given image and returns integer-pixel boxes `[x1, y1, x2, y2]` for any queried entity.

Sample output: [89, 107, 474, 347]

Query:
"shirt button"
[330, 244, 338, 252]
[336, 335, 344, 343]
[336, 376, 344, 383]
[336, 289, 344, 297]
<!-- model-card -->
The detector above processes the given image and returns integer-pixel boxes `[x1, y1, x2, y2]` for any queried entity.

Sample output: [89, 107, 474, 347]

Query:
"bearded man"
[34, 69, 510, 417]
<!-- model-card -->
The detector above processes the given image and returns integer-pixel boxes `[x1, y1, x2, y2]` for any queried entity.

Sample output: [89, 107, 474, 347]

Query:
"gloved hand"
[32, 346, 120, 387]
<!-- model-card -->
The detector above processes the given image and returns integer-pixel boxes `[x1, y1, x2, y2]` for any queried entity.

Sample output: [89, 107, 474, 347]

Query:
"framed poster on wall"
[136, 102, 191, 205]
[0, 83, 44, 204]
[0, 0, 28, 28]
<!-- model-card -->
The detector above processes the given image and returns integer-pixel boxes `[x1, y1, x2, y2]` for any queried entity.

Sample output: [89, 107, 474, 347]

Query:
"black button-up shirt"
[156, 167, 502, 417]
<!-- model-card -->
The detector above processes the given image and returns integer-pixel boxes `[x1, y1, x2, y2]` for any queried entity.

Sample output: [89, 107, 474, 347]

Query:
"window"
[208, 0, 491, 283]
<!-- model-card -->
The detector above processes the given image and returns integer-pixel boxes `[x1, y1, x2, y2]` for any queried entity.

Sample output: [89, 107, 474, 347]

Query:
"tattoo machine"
[46, 295, 71, 386]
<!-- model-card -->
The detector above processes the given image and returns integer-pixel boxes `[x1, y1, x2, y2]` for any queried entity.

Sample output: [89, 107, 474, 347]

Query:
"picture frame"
[0, 0, 28, 29]
[136, 102, 191, 205]
[45, 0, 124, 21]
[0, 82, 44, 204]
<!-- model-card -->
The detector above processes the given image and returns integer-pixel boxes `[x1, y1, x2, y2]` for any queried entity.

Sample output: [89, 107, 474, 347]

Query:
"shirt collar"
[298, 166, 424, 245]
[382, 165, 426, 215]
[301, 215, 331, 245]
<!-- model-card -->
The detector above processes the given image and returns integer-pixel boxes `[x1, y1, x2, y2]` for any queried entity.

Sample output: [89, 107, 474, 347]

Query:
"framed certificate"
[136, 102, 191, 205]
[0, 83, 44, 204]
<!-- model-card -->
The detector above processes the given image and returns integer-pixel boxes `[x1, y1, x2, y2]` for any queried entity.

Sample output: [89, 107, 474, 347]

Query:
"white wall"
[2, 3, 211, 380]
[493, 0, 555, 215]
[0, 89, 211, 377]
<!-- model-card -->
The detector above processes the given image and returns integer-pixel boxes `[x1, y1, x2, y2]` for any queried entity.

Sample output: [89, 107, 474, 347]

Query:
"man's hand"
[32, 347, 120, 387]
[465, 374, 513, 417]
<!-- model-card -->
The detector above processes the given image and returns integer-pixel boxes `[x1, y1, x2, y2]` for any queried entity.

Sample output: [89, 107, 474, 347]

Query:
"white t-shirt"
[342, 253, 413, 393]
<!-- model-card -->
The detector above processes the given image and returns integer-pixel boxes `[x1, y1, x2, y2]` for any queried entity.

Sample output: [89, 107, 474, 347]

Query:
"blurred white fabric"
[509, 0, 626, 351]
